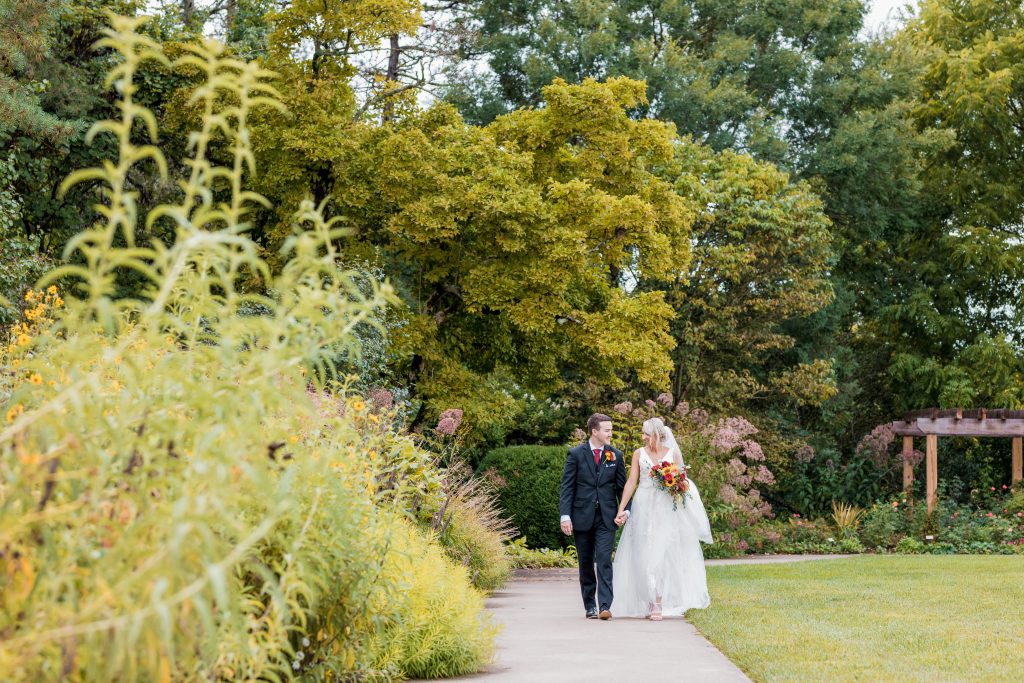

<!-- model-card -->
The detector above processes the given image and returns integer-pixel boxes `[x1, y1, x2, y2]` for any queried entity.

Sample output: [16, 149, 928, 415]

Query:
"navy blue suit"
[559, 441, 629, 611]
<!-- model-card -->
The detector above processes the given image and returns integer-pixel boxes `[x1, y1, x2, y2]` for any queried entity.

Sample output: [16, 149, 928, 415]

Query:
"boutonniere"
[604, 449, 615, 463]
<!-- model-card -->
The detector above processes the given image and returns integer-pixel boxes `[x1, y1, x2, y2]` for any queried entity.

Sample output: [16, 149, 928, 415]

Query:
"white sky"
[864, 0, 918, 33]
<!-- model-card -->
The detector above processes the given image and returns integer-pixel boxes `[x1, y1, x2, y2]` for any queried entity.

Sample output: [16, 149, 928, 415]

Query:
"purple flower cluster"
[707, 416, 759, 454]
[706, 415, 775, 523]
[795, 444, 815, 463]
[902, 448, 925, 466]
[687, 408, 709, 425]
[742, 440, 765, 461]
[435, 408, 463, 436]
[368, 386, 394, 410]
[856, 423, 896, 468]
[754, 465, 775, 485]
[719, 484, 739, 504]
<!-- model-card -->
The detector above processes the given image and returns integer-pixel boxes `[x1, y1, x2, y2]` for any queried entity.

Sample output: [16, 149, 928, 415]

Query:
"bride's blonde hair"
[642, 417, 669, 451]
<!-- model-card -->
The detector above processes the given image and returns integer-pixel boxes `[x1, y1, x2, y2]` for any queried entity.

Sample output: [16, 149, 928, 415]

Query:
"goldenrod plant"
[0, 14, 493, 682]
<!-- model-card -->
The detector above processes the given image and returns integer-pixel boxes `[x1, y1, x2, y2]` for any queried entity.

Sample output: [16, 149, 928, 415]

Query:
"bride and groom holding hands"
[559, 413, 713, 620]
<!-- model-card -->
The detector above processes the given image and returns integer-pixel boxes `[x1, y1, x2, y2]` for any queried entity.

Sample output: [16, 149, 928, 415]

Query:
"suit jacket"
[559, 441, 629, 532]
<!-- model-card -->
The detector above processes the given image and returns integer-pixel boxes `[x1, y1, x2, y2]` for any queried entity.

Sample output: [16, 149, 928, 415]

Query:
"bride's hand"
[614, 511, 627, 527]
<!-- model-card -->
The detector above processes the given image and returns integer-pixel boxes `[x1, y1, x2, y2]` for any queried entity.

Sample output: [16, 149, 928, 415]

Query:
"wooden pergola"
[889, 409, 1024, 513]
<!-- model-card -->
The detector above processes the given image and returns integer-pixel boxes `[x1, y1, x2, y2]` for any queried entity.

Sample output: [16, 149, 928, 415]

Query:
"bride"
[611, 417, 713, 620]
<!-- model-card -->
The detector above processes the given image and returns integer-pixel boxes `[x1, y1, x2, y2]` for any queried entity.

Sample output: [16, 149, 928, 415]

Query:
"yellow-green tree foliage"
[0, 15, 493, 681]
[237, 0, 835, 438]
[330, 78, 692, 432]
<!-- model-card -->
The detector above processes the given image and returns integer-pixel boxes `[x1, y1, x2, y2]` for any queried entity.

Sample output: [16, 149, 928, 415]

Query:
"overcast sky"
[865, 0, 917, 33]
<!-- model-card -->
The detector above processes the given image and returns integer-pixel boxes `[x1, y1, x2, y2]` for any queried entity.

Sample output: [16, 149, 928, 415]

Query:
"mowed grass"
[688, 556, 1024, 683]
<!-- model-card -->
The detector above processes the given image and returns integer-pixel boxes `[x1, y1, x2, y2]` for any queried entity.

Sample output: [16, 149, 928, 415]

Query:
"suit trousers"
[573, 510, 616, 611]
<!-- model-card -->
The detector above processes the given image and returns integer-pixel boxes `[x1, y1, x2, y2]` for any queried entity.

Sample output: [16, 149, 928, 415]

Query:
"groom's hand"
[560, 519, 573, 535]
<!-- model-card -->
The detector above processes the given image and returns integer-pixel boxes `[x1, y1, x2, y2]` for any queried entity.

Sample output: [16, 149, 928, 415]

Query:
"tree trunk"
[225, 0, 237, 37]
[181, 0, 195, 29]
[381, 33, 401, 123]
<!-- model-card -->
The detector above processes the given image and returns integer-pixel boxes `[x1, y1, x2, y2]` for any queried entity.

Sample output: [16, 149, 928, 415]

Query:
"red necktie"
[593, 448, 601, 465]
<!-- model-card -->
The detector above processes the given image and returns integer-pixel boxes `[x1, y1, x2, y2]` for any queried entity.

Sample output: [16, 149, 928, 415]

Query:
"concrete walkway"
[419, 555, 846, 683]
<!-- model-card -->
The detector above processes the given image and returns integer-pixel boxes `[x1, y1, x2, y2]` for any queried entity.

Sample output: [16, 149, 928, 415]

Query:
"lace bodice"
[637, 447, 676, 489]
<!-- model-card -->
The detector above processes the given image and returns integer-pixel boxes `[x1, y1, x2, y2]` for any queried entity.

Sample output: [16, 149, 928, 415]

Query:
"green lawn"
[688, 556, 1024, 683]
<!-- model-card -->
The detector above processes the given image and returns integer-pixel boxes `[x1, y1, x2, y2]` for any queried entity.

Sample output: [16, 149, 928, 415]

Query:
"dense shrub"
[478, 445, 568, 550]
[859, 500, 912, 549]
[602, 398, 776, 544]
[0, 20, 494, 681]
[363, 519, 497, 680]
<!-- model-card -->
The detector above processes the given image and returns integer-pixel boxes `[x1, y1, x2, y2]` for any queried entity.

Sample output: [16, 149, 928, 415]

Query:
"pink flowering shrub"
[435, 408, 464, 436]
[700, 416, 776, 525]
[599, 395, 776, 536]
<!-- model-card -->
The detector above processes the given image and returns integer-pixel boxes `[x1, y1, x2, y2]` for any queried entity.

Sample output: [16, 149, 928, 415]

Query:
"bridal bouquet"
[649, 461, 689, 510]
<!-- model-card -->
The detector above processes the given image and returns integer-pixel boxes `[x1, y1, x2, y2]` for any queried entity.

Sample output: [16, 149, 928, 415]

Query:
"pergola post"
[926, 433, 938, 514]
[1013, 437, 1023, 485]
[902, 435, 914, 498]
[888, 410, 1024, 512]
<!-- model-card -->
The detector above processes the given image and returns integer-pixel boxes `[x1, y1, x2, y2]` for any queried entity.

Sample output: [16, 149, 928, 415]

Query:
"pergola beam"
[888, 418, 1024, 438]
[888, 410, 1024, 515]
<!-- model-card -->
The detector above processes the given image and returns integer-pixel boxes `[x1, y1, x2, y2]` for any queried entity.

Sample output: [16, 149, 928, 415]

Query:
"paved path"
[418, 555, 846, 683]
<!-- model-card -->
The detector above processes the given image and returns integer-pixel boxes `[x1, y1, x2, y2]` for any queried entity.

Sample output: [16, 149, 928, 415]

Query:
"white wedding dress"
[611, 447, 713, 616]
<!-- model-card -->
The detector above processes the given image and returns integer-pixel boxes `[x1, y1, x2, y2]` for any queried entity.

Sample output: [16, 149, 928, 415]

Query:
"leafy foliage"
[325, 77, 692, 436]
[0, 15, 494, 681]
[478, 445, 570, 550]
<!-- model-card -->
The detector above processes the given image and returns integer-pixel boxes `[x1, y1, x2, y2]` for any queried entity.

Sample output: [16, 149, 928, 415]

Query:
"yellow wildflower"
[351, 399, 366, 412]
[17, 333, 30, 346]
[110, 379, 122, 392]
[28, 373, 42, 385]
[47, 285, 57, 295]
[6, 404, 24, 423]
[24, 290, 34, 302]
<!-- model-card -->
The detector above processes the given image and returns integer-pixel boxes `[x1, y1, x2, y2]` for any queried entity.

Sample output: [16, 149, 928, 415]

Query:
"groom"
[559, 413, 629, 620]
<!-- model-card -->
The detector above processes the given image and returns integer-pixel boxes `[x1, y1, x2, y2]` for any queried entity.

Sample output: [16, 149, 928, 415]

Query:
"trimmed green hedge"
[477, 445, 569, 550]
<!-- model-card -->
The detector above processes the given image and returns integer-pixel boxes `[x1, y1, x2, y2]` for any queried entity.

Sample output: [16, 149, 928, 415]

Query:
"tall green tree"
[448, 0, 865, 159]
[0, 0, 81, 143]
[659, 143, 835, 415]
[866, 0, 1024, 411]
[330, 78, 694, 434]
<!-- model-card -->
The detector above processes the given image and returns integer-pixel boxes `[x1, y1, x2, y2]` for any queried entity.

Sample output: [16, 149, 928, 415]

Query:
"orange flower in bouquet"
[650, 460, 689, 510]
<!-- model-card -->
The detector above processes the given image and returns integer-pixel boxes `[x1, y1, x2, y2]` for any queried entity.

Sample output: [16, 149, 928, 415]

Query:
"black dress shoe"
[599, 607, 612, 620]
[585, 607, 598, 619]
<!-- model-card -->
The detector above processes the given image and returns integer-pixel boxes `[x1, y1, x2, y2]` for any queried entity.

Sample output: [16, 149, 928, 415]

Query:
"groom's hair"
[587, 413, 612, 435]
